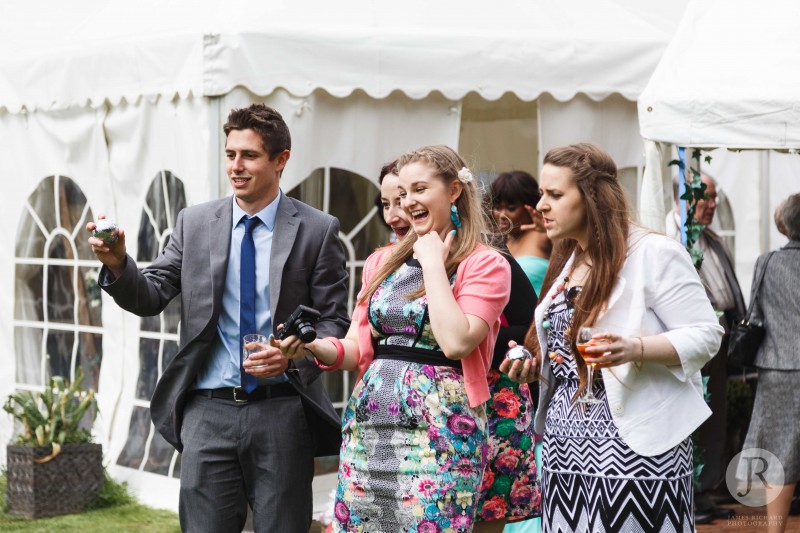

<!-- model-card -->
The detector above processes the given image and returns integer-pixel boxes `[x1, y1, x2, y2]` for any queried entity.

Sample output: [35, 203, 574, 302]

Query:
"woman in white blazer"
[502, 143, 723, 532]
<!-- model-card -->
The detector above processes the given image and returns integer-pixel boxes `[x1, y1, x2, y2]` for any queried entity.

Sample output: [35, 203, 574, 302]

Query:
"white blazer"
[534, 228, 724, 457]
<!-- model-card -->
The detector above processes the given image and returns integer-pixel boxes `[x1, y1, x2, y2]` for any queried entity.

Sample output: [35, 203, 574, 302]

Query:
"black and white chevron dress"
[541, 288, 694, 533]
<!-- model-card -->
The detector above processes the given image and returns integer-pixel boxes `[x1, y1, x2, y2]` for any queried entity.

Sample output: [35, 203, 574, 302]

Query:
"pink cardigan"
[353, 244, 511, 407]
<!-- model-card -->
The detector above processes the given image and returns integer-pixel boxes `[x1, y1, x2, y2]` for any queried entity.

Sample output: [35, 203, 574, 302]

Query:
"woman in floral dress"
[277, 145, 511, 532]
[474, 252, 541, 533]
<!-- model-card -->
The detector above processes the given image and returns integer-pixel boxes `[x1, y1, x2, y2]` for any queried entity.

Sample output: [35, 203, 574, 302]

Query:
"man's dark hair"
[224, 104, 291, 159]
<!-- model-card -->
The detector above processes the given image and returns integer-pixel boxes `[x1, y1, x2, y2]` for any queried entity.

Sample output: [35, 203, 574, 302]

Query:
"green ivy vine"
[668, 149, 715, 492]
[668, 149, 712, 269]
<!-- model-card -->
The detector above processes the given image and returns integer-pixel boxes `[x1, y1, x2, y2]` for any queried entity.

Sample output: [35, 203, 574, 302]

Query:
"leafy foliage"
[3, 368, 97, 448]
[668, 149, 711, 269]
[86, 471, 136, 510]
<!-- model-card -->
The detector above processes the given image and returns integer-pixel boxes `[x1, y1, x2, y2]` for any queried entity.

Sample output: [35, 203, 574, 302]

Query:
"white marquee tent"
[637, 0, 800, 296]
[0, 0, 688, 513]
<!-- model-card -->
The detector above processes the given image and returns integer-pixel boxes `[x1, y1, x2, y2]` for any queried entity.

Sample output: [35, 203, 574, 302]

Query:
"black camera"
[278, 305, 321, 343]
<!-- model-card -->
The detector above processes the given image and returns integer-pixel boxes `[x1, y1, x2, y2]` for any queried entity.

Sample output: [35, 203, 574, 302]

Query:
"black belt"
[374, 345, 462, 370]
[193, 382, 298, 404]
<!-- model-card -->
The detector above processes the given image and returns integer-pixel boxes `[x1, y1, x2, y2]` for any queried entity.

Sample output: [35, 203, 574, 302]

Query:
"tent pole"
[760, 151, 771, 254]
[678, 146, 687, 247]
[209, 96, 223, 199]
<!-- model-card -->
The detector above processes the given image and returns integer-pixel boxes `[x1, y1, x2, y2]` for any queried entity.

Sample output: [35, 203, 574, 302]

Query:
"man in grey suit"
[87, 104, 349, 532]
[668, 173, 745, 524]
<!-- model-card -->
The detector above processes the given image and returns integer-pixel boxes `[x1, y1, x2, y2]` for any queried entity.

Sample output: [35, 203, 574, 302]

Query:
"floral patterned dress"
[475, 370, 541, 523]
[333, 259, 489, 533]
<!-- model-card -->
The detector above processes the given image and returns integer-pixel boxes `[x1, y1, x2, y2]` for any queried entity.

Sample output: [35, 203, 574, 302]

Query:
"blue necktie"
[240, 216, 261, 393]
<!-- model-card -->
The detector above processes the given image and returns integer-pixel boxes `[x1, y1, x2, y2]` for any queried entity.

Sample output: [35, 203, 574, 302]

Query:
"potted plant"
[3, 368, 103, 518]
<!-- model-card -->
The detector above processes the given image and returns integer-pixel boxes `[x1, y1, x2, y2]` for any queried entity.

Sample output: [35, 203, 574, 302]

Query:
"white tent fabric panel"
[639, 140, 672, 232]
[638, 0, 800, 149]
[538, 93, 643, 170]
[636, 0, 800, 264]
[0, 105, 112, 449]
[0, 0, 683, 113]
[0, 95, 211, 461]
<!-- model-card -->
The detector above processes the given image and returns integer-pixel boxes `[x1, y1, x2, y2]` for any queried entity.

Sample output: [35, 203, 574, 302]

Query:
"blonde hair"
[359, 145, 492, 302]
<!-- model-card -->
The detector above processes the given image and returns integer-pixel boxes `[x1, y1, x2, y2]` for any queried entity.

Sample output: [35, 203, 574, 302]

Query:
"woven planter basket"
[5, 443, 103, 518]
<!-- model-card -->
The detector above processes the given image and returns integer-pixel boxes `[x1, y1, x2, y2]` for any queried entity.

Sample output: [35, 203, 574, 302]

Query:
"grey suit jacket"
[751, 240, 800, 370]
[101, 194, 350, 454]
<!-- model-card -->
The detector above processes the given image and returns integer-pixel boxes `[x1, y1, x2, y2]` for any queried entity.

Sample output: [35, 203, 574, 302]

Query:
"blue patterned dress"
[333, 259, 489, 533]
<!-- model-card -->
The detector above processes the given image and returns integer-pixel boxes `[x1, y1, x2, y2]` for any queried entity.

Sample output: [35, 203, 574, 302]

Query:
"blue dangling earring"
[450, 203, 462, 229]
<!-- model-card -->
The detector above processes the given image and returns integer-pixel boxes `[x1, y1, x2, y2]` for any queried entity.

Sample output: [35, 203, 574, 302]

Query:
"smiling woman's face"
[380, 174, 410, 240]
[398, 161, 460, 236]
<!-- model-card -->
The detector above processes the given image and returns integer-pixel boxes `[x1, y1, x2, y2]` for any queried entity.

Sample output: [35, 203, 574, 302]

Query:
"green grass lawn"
[0, 474, 180, 533]
[0, 504, 181, 533]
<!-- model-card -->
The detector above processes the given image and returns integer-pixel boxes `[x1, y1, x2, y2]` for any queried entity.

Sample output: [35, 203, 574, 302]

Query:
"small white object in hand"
[505, 345, 532, 361]
[93, 220, 118, 244]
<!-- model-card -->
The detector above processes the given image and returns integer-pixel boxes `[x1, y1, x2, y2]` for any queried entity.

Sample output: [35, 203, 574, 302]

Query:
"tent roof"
[0, 0, 685, 113]
[638, 0, 800, 149]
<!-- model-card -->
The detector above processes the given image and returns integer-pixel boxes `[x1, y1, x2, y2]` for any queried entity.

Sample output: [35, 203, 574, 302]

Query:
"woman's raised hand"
[518, 205, 542, 232]
[413, 229, 455, 269]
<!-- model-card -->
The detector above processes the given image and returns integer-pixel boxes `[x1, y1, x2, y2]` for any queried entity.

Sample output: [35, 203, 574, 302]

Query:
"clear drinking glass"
[575, 326, 603, 404]
[242, 334, 268, 363]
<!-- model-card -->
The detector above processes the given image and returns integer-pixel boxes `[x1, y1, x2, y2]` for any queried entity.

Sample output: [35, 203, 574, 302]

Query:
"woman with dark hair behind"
[473, 236, 542, 532]
[736, 193, 800, 533]
[502, 143, 723, 531]
[375, 160, 411, 242]
[491, 171, 551, 294]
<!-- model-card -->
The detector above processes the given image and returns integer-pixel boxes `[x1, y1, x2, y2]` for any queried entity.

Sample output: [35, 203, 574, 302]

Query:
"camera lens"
[297, 323, 317, 343]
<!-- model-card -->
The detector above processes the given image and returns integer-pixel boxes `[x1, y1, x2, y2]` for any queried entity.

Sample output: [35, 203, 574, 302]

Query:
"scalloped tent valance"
[0, 0, 684, 113]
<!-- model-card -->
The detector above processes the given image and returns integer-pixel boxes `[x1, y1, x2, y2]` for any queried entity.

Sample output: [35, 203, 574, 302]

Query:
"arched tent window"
[287, 167, 386, 412]
[13, 176, 103, 392]
[115, 171, 186, 478]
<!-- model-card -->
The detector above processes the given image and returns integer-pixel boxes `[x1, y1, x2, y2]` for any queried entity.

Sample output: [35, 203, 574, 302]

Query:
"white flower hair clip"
[457, 167, 474, 184]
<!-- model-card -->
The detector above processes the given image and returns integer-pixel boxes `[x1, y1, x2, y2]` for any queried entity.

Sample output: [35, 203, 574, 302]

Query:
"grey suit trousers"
[179, 394, 315, 533]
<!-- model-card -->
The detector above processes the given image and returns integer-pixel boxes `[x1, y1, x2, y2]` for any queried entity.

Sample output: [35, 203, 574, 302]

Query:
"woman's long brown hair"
[358, 145, 493, 303]
[524, 143, 632, 399]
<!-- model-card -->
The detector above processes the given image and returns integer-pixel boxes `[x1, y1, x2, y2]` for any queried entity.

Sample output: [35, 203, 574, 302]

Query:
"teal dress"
[514, 256, 549, 296]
